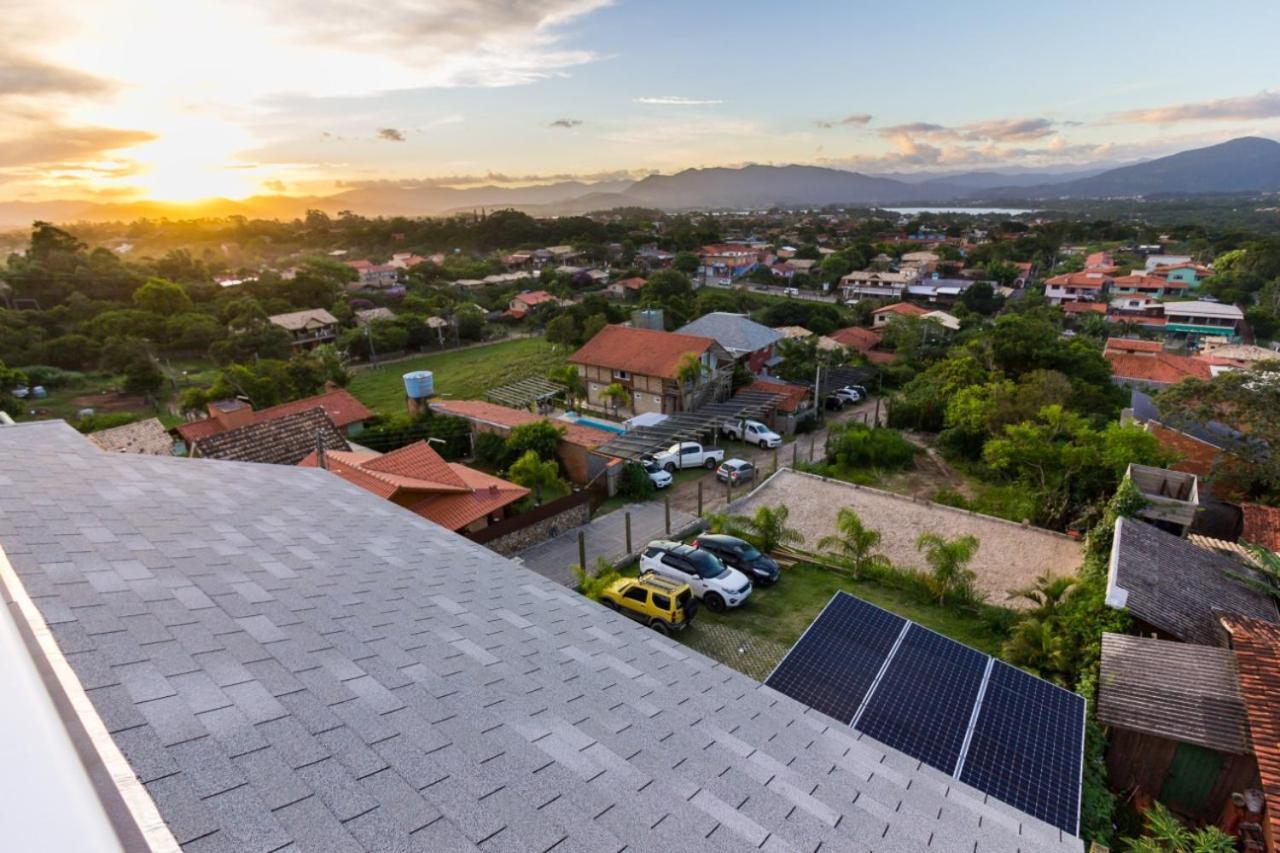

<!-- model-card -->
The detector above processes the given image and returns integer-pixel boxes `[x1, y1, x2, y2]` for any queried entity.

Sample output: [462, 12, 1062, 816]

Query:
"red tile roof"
[1146, 423, 1223, 483]
[871, 302, 929, 317]
[1105, 338, 1164, 355]
[613, 277, 647, 291]
[513, 290, 555, 306]
[1243, 504, 1280, 553]
[1113, 274, 1189, 290]
[1085, 251, 1113, 269]
[568, 325, 715, 380]
[827, 326, 883, 353]
[1220, 614, 1280, 850]
[1106, 351, 1213, 385]
[428, 399, 612, 449]
[865, 350, 899, 364]
[299, 441, 528, 531]
[176, 388, 373, 444]
[1045, 272, 1111, 288]
[1062, 301, 1107, 314]
[741, 379, 809, 413]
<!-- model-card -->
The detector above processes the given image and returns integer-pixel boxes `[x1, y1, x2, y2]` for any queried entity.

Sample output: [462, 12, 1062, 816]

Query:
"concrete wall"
[471, 498, 591, 556]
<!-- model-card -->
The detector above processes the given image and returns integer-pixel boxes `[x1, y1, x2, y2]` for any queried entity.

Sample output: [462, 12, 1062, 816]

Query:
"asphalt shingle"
[0, 421, 1083, 852]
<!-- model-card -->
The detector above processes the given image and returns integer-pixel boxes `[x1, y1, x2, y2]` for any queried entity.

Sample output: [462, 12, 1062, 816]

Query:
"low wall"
[467, 490, 591, 556]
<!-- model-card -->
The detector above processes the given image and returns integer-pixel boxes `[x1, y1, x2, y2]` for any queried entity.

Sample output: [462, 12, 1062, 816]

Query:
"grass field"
[348, 337, 567, 417]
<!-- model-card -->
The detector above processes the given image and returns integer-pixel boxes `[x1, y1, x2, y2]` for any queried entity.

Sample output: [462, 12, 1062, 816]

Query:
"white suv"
[639, 540, 752, 612]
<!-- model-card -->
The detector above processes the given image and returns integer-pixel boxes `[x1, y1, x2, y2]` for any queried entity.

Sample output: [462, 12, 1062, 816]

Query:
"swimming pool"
[562, 412, 626, 434]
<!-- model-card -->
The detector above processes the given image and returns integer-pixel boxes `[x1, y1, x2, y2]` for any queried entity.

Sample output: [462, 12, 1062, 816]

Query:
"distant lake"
[885, 207, 1033, 216]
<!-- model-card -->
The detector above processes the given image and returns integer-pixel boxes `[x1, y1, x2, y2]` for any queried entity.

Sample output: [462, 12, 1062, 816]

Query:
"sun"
[123, 116, 259, 202]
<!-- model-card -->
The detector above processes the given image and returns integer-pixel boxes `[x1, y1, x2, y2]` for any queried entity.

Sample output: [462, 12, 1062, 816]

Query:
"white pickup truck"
[720, 419, 782, 449]
[651, 441, 726, 473]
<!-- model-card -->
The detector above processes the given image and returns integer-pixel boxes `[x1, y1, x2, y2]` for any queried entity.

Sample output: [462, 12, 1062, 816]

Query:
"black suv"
[691, 533, 781, 586]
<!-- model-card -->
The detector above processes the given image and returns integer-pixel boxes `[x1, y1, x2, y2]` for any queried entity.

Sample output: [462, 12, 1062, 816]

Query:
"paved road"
[515, 500, 699, 586]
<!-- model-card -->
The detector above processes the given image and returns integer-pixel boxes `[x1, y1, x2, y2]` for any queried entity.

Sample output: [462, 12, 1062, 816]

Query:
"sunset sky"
[5, 0, 1280, 203]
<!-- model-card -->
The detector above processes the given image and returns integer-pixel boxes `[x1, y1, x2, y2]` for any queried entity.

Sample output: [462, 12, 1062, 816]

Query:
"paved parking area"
[515, 500, 699, 586]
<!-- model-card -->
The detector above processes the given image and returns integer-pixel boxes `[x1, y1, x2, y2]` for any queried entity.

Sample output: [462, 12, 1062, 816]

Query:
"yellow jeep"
[600, 573, 697, 634]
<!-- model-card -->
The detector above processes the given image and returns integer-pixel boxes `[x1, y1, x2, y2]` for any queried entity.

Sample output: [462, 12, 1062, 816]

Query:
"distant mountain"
[880, 167, 1110, 189]
[622, 164, 931, 209]
[1008, 137, 1280, 198]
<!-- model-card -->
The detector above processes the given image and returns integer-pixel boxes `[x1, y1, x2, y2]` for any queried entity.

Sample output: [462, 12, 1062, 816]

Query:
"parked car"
[691, 534, 781, 586]
[639, 540, 752, 612]
[824, 394, 847, 411]
[651, 441, 725, 473]
[832, 385, 865, 403]
[721, 418, 782, 449]
[782, 287, 800, 297]
[715, 458, 756, 485]
[642, 459, 673, 489]
[599, 573, 696, 634]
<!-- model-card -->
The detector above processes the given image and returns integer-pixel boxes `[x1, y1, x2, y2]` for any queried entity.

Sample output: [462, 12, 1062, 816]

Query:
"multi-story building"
[1044, 271, 1111, 305]
[569, 324, 732, 415]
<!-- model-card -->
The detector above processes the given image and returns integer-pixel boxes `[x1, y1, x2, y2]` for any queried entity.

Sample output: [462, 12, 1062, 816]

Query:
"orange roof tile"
[178, 388, 373, 444]
[407, 465, 529, 531]
[613, 277, 647, 290]
[827, 326, 883, 353]
[1106, 351, 1213, 385]
[428, 400, 612, 449]
[1113, 274, 1189, 290]
[362, 442, 470, 491]
[1045, 272, 1112, 288]
[871, 302, 929, 317]
[1221, 614, 1280, 850]
[1243, 504, 1280, 553]
[1105, 338, 1164, 354]
[1062, 301, 1107, 314]
[569, 325, 715, 380]
[741, 379, 809, 413]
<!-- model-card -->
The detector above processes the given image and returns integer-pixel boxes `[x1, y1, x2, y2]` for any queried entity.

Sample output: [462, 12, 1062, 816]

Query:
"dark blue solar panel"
[959, 661, 1085, 835]
[765, 592, 905, 724]
[854, 624, 987, 773]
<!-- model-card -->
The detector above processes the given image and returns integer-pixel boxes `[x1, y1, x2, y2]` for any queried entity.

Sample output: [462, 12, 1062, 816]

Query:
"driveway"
[515, 500, 699, 586]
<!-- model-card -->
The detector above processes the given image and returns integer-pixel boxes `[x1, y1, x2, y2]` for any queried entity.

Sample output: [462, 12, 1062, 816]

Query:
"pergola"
[819, 365, 880, 396]
[596, 389, 788, 460]
[484, 376, 566, 409]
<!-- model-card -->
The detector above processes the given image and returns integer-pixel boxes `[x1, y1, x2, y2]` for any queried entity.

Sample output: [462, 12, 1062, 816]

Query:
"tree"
[817, 508, 888, 578]
[544, 314, 579, 347]
[133, 278, 194, 315]
[507, 420, 564, 462]
[675, 352, 705, 390]
[1002, 573, 1079, 684]
[0, 361, 26, 416]
[602, 382, 629, 417]
[730, 504, 805, 553]
[640, 270, 695, 326]
[959, 281, 1001, 315]
[549, 364, 586, 410]
[122, 353, 165, 399]
[581, 312, 608, 344]
[672, 251, 700, 275]
[618, 461, 656, 501]
[507, 449, 564, 505]
[915, 532, 981, 605]
[1121, 802, 1234, 853]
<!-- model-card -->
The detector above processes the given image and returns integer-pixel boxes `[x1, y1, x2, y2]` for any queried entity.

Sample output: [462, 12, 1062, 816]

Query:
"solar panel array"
[765, 591, 1085, 836]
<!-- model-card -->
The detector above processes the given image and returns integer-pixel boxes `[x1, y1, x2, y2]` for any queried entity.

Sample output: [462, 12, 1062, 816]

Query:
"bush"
[73, 411, 142, 433]
[618, 461, 656, 501]
[826, 422, 916, 470]
[571, 556, 621, 601]
[16, 365, 86, 389]
[473, 431, 513, 469]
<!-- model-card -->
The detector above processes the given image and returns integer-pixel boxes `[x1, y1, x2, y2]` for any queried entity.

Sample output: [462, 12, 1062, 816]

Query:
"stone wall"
[469, 494, 591, 556]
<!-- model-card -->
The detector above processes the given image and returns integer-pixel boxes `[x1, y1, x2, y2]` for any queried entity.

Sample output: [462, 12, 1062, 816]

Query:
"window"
[661, 554, 691, 574]
[612, 369, 630, 380]
[681, 444, 697, 455]
[651, 593, 670, 610]
[623, 587, 648, 604]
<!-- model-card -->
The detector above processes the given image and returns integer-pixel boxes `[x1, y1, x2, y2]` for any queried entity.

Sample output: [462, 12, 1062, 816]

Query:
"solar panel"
[764, 593, 905, 724]
[958, 661, 1086, 835]
[854, 624, 987, 773]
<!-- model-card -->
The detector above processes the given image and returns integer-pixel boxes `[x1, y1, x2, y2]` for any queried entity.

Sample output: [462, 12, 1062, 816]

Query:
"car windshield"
[684, 549, 727, 579]
[644, 461, 660, 473]
[739, 543, 763, 560]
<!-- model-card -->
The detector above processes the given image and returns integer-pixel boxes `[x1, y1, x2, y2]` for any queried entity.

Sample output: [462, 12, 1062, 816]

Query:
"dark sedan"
[691, 533, 781, 586]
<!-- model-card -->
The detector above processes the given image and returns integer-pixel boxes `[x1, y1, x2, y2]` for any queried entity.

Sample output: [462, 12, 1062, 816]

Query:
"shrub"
[826, 422, 916, 470]
[473, 431, 512, 469]
[73, 412, 142, 433]
[16, 365, 86, 389]
[571, 557, 621, 601]
[618, 461, 656, 501]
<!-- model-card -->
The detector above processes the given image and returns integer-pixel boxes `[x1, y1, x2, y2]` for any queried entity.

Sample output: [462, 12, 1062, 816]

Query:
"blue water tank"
[403, 370, 434, 399]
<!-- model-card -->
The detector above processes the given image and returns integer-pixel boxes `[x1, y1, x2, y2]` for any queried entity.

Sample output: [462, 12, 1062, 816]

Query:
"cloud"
[1107, 89, 1280, 124]
[376, 127, 406, 142]
[813, 113, 872, 129]
[0, 125, 158, 168]
[877, 117, 1057, 142]
[0, 52, 112, 97]
[634, 96, 724, 106]
[548, 118, 582, 128]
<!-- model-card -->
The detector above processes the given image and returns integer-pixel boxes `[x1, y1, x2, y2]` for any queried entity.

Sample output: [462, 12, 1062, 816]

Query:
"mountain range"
[2, 137, 1279, 228]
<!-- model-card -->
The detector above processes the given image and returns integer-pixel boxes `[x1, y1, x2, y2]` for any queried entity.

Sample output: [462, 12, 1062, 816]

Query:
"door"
[662, 554, 702, 595]
[1159, 742, 1223, 816]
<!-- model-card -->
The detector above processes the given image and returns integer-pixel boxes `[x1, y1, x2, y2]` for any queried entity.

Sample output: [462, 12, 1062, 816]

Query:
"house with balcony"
[568, 324, 732, 415]
[839, 268, 921, 300]
[1044, 271, 1111, 305]
[1163, 301, 1244, 342]
[268, 308, 339, 350]
[698, 243, 762, 279]
[676, 312, 783, 374]
[345, 259, 401, 288]
[1112, 274, 1190, 298]
[1152, 262, 1214, 288]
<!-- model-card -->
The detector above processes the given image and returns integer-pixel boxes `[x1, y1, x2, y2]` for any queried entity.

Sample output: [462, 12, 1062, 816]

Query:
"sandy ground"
[730, 469, 1083, 607]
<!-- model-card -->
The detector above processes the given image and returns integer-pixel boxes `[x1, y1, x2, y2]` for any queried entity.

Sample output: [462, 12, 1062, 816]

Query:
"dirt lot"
[729, 469, 1083, 607]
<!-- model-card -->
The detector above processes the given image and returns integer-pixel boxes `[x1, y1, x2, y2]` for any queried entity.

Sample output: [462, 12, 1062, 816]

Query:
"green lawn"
[348, 337, 567, 417]
[675, 562, 1010, 679]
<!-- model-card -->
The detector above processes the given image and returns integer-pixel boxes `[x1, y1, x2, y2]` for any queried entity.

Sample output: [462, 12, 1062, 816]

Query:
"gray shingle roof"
[0, 421, 1081, 852]
[1106, 517, 1278, 645]
[191, 408, 350, 466]
[1097, 633, 1251, 754]
[677, 312, 783, 356]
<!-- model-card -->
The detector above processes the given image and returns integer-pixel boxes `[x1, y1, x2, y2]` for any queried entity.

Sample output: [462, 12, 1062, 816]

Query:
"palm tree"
[1001, 573, 1077, 683]
[817, 507, 888, 578]
[675, 352, 706, 408]
[915, 531, 981, 606]
[549, 364, 586, 411]
[601, 382, 629, 418]
[736, 504, 805, 554]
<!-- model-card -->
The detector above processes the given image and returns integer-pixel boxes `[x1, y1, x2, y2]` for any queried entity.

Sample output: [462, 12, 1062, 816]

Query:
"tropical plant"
[915, 532, 981, 606]
[703, 511, 749, 538]
[1002, 573, 1078, 684]
[618, 461, 655, 501]
[732, 504, 805, 553]
[1121, 802, 1234, 852]
[675, 352, 705, 389]
[571, 556, 621, 601]
[817, 507, 888, 578]
[1224, 541, 1280, 600]
[549, 364, 586, 410]
[507, 450, 564, 505]
[602, 382, 629, 417]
